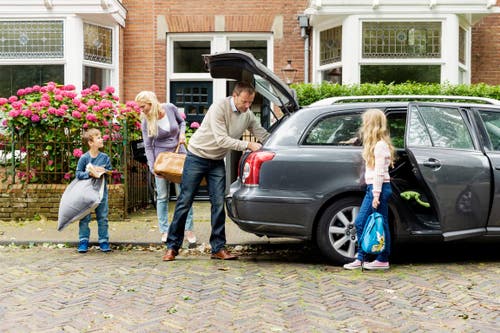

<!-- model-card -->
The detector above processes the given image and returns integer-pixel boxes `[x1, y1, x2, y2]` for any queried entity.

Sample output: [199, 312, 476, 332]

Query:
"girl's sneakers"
[343, 259, 362, 270]
[362, 260, 390, 270]
[343, 259, 390, 270]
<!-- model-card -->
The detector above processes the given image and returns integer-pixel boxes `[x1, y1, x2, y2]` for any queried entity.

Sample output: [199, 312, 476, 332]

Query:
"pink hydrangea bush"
[0, 82, 141, 184]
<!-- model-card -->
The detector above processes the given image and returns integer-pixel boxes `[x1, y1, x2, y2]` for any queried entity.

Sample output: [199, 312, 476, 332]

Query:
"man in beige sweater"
[163, 81, 270, 261]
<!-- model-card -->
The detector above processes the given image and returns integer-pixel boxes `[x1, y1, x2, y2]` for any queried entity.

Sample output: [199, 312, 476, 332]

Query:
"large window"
[362, 22, 441, 59]
[0, 20, 65, 97]
[459, 26, 466, 65]
[320, 26, 342, 66]
[83, 23, 113, 89]
[0, 65, 64, 97]
[230, 40, 267, 65]
[361, 64, 440, 84]
[173, 41, 210, 73]
[0, 20, 64, 59]
[84, 23, 112, 64]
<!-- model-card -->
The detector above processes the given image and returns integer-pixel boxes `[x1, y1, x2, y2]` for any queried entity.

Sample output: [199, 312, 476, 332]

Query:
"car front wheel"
[316, 197, 362, 264]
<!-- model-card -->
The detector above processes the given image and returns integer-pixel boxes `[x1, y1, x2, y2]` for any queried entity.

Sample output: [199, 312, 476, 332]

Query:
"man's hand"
[247, 142, 262, 151]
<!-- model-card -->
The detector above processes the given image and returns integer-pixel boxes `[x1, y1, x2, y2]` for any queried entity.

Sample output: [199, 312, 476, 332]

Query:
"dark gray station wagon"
[204, 50, 500, 264]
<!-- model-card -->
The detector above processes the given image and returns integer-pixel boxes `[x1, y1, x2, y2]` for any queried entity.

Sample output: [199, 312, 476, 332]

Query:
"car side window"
[407, 106, 432, 147]
[303, 113, 362, 146]
[478, 110, 500, 151]
[408, 105, 474, 149]
[386, 112, 406, 149]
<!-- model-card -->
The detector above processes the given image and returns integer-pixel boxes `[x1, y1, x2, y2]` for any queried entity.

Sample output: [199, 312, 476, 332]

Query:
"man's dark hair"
[233, 81, 255, 96]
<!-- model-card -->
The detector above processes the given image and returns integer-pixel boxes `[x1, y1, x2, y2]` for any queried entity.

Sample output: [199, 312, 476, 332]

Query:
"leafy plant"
[0, 82, 142, 184]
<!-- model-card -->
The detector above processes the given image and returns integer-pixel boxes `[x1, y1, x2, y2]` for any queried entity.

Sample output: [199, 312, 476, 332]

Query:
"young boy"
[76, 128, 112, 253]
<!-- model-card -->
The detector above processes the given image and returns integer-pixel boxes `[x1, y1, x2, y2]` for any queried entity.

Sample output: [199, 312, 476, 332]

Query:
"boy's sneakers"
[99, 242, 112, 252]
[362, 260, 390, 270]
[77, 240, 89, 253]
[343, 259, 362, 270]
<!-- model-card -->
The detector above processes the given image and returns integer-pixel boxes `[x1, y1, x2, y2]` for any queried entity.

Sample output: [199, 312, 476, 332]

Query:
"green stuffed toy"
[400, 191, 430, 208]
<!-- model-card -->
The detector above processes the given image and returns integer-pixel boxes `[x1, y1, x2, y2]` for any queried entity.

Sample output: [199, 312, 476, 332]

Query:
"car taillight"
[241, 151, 275, 186]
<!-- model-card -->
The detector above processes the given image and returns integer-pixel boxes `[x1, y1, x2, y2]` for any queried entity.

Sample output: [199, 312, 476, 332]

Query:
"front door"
[405, 103, 490, 240]
[170, 81, 213, 124]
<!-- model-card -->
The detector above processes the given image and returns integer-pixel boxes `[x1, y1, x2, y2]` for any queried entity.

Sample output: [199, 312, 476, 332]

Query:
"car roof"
[307, 95, 500, 107]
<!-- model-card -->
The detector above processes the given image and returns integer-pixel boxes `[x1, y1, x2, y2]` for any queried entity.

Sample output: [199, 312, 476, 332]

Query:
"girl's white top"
[364, 140, 391, 198]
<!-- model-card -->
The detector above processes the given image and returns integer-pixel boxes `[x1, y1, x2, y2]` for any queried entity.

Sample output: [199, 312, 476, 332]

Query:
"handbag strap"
[175, 142, 181, 153]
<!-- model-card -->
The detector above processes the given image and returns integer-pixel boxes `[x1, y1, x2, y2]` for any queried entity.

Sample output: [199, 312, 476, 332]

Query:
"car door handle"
[423, 158, 441, 168]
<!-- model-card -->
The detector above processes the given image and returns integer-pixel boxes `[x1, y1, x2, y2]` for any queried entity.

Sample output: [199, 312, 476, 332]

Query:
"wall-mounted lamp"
[281, 59, 298, 86]
[298, 14, 309, 28]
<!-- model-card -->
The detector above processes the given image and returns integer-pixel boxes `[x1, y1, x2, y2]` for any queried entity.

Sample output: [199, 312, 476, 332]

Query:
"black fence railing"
[0, 133, 152, 213]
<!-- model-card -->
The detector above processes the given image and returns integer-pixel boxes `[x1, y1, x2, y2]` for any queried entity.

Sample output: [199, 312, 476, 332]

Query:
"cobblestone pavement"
[0, 243, 498, 333]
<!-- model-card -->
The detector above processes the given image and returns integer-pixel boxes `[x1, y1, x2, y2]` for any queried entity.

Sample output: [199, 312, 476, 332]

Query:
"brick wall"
[121, 0, 309, 103]
[472, 11, 500, 85]
[0, 184, 126, 222]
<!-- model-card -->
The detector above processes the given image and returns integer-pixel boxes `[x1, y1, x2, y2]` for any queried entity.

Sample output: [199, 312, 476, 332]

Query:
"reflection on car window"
[408, 106, 432, 147]
[418, 106, 473, 149]
[303, 113, 362, 146]
[408, 105, 473, 149]
[479, 110, 500, 151]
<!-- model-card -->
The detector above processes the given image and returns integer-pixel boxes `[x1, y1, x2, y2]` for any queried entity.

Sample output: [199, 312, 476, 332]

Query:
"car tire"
[316, 196, 362, 264]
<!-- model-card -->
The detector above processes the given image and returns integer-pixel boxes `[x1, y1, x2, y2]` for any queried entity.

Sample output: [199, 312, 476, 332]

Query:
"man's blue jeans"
[355, 183, 392, 262]
[79, 190, 109, 244]
[167, 151, 226, 253]
[155, 176, 193, 234]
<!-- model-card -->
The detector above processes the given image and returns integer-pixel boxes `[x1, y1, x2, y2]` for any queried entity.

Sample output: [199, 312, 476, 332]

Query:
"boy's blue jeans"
[167, 152, 226, 254]
[155, 176, 194, 234]
[79, 192, 109, 244]
[355, 183, 392, 262]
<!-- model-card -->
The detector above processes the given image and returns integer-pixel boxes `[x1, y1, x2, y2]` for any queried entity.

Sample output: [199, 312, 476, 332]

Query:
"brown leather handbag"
[153, 143, 185, 183]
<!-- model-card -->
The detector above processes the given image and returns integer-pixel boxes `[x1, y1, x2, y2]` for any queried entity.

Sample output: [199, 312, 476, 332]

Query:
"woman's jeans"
[79, 190, 109, 244]
[155, 175, 194, 234]
[167, 152, 226, 254]
[355, 183, 392, 262]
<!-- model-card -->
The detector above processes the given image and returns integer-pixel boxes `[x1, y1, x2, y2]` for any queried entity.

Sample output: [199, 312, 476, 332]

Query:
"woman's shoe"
[185, 230, 197, 248]
[161, 233, 168, 243]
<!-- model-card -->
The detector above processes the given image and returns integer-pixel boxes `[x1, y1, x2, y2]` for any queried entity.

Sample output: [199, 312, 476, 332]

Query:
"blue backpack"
[359, 211, 386, 255]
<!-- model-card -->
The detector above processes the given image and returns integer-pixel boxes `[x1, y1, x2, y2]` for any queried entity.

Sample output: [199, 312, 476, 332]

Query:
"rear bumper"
[225, 185, 316, 239]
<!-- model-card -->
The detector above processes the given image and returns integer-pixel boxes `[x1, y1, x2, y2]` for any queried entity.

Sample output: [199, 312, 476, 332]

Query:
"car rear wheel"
[316, 197, 362, 264]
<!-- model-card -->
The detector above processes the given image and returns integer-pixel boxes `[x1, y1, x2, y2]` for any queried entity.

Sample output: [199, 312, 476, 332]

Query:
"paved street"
[0, 241, 498, 333]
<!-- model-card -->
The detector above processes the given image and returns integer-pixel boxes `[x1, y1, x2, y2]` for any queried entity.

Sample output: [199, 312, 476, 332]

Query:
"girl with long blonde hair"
[344, 109, 395, 270]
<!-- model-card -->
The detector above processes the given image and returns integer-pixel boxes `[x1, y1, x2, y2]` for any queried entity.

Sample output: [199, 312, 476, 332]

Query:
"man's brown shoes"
[163, 248, 237, 261]
[162, 249, 178, 261]
[210, 249, 238, 260]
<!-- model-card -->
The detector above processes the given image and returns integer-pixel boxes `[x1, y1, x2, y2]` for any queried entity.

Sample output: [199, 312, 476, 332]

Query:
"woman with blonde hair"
[344, 108, 395, 270]
[135, 91, 196, 246]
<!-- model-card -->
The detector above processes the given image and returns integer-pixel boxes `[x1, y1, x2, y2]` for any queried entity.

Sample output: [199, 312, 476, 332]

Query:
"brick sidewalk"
[0, 201, 298, 247]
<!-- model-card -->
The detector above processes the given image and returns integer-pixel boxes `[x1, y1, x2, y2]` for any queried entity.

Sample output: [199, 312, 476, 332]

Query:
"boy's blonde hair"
[82, 128, 101, 147]
[360, 109, 395, 168]
[135, 90, 162, 137]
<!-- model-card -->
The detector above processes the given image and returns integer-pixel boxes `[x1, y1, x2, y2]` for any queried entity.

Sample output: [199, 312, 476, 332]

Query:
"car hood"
[203, 50, 300, 115]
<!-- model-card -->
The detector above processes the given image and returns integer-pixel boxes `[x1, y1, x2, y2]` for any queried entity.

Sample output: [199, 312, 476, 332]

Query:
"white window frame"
[312, 14, 466, 84]
[81, 21, 118, 90]
[0, 14, 121, 93]
[166, 32, 273, 102]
